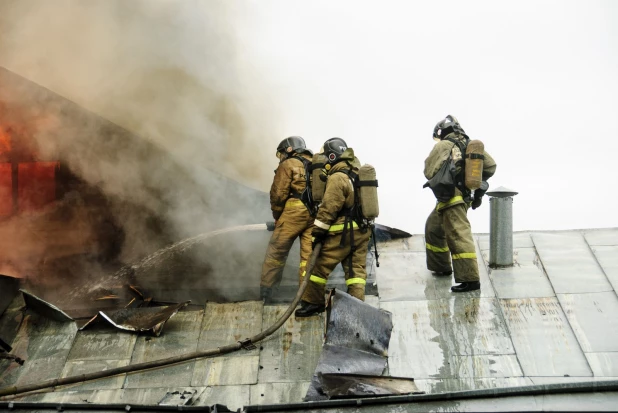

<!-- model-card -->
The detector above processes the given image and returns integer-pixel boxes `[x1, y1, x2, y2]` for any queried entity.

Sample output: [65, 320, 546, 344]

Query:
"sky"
[236, 0, 618, 234]
[1, 0, 617, 236]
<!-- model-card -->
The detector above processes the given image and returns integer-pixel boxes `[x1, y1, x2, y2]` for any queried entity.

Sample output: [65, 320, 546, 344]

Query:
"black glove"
[471, 197, 482, 210]
[471, 181, 489, 210]
[311, 227, 329, 249]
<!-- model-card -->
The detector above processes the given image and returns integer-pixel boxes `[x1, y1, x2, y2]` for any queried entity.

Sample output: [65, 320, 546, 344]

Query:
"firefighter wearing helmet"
[295, 138, 372, 318]
[260, 136, 315, 303]
[424, 115, 497, 292]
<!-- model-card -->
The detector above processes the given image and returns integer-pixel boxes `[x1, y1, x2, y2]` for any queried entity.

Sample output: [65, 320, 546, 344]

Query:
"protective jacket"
[301, 148, 371, 305]
[424, 133, 496, 211]
[424, 132, 497, 283]
[270, 153, 312, 220]
[261, 152, 314, 291]
[313, 149, 361, 234]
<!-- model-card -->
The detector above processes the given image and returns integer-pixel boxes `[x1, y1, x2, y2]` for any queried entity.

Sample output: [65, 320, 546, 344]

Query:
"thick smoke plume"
[0, 0, 280, 302]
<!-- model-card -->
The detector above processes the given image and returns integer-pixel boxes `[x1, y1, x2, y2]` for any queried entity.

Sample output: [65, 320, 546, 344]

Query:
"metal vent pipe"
[487, 186, 518, 268]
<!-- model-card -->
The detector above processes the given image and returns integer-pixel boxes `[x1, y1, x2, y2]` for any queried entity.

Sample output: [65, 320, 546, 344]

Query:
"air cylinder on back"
[311, 153, 328, 203]
[358, 164, 379, 220]
[465, 139, 484, 190]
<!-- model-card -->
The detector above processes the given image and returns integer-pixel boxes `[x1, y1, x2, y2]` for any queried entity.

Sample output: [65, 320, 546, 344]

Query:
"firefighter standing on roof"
[424, 115, 496, 292]
[260, 136, 315, 303]
[295, 138, 372, 318]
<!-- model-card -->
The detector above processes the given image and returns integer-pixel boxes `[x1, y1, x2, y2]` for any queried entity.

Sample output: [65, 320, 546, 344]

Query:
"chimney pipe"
[486, 186, 518, 268]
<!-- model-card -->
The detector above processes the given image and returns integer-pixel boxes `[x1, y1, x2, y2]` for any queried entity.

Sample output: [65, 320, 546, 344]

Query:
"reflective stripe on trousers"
[452, 252, 477, 259]
[301, 272, 327, 285]
[426, 243, 449, 253]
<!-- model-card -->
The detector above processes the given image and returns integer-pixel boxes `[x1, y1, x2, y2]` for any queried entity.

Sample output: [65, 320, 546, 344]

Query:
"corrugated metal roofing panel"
[377, 252, 452, 302]
[193, 385, 250, 410]
[532, 232, 613, 294]
[377, 234, 426, 253]
[487, 247, 555, 299]
[125, 360, 196, 389]
[1, 317, 77, 387]
[439, 297, 514, 356]
[535, 391, 618, 411]
[198, 301, 263, 358]
[66, 327, 137, 361]
[584, 228, 618, 246]
[589, 245, 618, 292]
[478, 232, 535, 251]
[557, 292, 618, 352]
[124, 311, 203, 389]
[381, 297, 513, 380]
[377, 242, 494, 303]
[192, 355, 259, 386]
[60, 359, 129, 391]
[449, 354, 522, 378]
[379, 300, 444, 379]
[88, 387, 206, 405]
[36, 389, 96, 403]
[585, 353, 618, 377]
[257, 305, 323, 384]
[414, 377, 533, 394]
[500, 297, 592, 377]
[529, 376, 618, 385]
[250, 381, 311, 405]
[131, 311, 203, 360]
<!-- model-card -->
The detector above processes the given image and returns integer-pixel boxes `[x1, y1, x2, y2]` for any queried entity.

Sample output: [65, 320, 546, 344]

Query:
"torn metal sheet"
[305, 345, 389, 401]
[83, 301, 190, 336]
[374, 223, 412, 241]
[318, 373, 422, 399]
[305, 290, 396, 401]
[325, 290, 393, 356]
[20, 289, 74, 322]
[158, 389, 198, 405]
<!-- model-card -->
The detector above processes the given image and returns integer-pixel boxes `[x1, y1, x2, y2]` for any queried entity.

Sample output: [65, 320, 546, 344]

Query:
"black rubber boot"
[260, 287, 273, 304]
[450, 282, 480, 292]
[294, 300, 325, 318]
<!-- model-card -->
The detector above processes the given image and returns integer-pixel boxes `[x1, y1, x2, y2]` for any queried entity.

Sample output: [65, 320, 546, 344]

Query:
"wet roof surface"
[1, 228, 618, 411]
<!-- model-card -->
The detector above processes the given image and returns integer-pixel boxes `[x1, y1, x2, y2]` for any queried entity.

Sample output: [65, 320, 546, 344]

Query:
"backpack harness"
[287, 154, 317, 217]
[333, 165, 380, 279]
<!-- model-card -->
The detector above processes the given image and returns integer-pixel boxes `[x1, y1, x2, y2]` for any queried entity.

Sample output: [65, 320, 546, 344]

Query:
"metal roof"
[1, 227, 618, 411]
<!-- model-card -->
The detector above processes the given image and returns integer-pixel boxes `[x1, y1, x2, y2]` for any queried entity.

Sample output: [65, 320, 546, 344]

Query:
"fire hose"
[0, 242, 323, 398]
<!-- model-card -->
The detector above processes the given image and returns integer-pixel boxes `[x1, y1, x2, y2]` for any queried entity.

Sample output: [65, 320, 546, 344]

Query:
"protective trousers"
[425, 203, 479, 283]
[301, 228, 371, 305]
[261, 199, 314, 289]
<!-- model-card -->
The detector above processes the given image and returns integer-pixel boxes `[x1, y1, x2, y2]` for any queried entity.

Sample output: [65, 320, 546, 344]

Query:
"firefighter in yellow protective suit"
[424, 115, 496, 292]
[295, 137, 371, 318]
[260, 136, 315, 303]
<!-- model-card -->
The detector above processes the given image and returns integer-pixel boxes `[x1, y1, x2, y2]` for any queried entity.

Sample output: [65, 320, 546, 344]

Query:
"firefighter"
[424, 115, 496, 292]
[260, 136, 315, 303]
[295, 138, 372, 318]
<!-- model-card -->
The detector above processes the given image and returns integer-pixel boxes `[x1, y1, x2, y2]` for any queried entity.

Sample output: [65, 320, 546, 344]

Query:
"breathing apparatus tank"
[464, 139, 485, 191]
[310, 153, 328, 203]
[357, 164, 379, 221]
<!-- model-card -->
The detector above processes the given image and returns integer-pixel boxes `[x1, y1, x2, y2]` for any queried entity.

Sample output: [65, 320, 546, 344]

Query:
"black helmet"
[433, 115, 465, 140]
[322, 137, 348, 164]
[277, 136, 307, 155]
